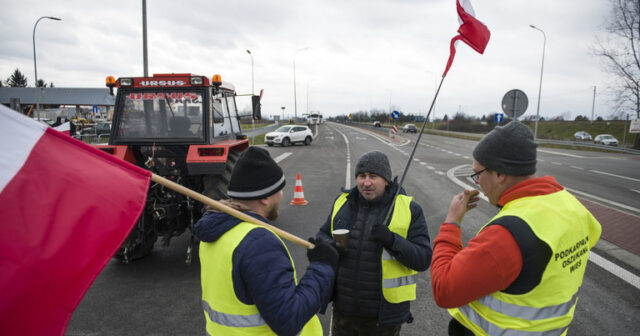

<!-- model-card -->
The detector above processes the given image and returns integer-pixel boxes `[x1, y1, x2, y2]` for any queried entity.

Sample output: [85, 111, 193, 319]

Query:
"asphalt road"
[67, 122, 640, 335]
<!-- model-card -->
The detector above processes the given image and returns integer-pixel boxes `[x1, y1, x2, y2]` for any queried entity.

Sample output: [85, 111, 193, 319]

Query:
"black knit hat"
[227, 147, 286, 200]
[473, 121, 538, 176]
[355, 151, 392, 182]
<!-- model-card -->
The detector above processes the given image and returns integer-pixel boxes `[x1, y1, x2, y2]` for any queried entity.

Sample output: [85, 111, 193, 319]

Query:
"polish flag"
[442, 0, 491, 77]
[0, 105, 151, 335]
[54, 121, 71, 135]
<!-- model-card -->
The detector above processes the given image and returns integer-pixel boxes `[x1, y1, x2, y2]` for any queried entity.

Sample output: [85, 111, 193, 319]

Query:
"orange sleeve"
[430, 223, 523, 308]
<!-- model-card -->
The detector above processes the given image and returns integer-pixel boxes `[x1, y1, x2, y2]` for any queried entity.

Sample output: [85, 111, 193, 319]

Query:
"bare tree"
[594, 0, 640, 147]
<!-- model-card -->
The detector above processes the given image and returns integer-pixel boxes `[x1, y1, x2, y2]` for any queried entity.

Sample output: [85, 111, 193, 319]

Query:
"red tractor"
[96, 73, 253, 264]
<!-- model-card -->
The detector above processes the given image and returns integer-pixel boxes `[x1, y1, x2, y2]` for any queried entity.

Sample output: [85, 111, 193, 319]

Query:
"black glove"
[371, 224, 395, 249]
[307, 238, 340, 274]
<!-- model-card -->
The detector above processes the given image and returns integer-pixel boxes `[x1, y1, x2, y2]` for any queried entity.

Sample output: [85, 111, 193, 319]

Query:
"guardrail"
[340, 121, 640, 155]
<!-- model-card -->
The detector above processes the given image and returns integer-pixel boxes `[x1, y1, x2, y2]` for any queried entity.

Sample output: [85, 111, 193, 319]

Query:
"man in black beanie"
[430, 121, 601, 335]
[315, 150, 432, 336]
[194, 146, 340, 336]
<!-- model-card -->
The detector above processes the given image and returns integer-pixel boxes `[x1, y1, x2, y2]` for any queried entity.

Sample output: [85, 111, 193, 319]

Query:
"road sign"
[391, 126, 398, 134]
[501, 89, 528, 119]
[92, 105, 98, 114]
[494, 113, 504, 123]
[391, 110, 400, 120]
[630, 119, 640, 133]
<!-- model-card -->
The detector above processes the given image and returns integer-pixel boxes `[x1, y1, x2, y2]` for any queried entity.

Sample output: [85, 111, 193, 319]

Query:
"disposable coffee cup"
[332, 229, 350, 249]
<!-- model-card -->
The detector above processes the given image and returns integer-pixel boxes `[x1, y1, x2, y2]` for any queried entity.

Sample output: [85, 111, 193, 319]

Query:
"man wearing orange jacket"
[431, 121, 601, 336]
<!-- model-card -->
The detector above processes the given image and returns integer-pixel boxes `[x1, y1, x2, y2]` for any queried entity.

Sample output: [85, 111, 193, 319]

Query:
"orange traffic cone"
[290, 173, 309, 205]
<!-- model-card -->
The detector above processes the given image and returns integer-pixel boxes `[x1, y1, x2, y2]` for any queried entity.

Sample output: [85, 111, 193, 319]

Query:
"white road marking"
[632, 189, 640, 195]
[570, 166, 584, 170]
[332, 126, 352, 190]
[420, 162, 426, 165]
[589, 170, 640, 183]
[427, 166, 435, 170]
[565, 187, 640, 215]
[435, 171, 445, 175]
[538, 149, 585, 158]
[589, 253, 640, 290]
[446, 164, 640, 288]
[274, 152, 291, 163]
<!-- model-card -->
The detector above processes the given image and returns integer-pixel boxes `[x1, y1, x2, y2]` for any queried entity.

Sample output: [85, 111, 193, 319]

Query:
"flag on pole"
[0, 105, 151, 335]
[443, 0, 491, 77]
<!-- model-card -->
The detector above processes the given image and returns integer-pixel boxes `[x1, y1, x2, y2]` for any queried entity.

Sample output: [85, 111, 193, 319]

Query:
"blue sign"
[391, 110, 400, 120]
[494, 113, 504, 123]
[92, 105, 98, 114]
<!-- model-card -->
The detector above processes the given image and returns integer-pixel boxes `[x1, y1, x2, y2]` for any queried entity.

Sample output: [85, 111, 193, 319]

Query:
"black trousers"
[331, 310, 401, 336]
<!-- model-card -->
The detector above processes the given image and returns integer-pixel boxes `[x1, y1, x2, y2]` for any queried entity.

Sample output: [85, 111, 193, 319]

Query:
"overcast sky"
[0, 0, 620, 120]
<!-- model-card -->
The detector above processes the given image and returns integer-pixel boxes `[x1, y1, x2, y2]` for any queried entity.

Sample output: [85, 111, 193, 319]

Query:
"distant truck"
[307, 113, 323, 126]
[95, 73, 253, 264]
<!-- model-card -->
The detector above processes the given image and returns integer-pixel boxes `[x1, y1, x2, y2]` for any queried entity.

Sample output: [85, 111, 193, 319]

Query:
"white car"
[265, 125, 313, 146]
[594, 134, 619, 146]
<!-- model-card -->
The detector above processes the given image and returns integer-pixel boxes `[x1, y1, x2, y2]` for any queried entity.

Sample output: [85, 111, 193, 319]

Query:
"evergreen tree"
[6, 69, 28, 87]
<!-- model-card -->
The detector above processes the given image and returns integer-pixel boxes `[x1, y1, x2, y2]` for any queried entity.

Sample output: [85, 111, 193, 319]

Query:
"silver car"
[594, 134, 619, 146]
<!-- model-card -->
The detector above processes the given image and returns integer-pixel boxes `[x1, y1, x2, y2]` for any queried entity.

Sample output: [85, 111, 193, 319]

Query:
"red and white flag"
[0, 105, 151, 335]
[54, 121, 71, 135]
[443, 0, 491, 77]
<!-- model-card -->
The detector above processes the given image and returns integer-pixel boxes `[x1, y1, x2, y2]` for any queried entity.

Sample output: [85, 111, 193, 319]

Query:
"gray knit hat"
[473, 121, 538, 176]
[355, 151, 392, 182]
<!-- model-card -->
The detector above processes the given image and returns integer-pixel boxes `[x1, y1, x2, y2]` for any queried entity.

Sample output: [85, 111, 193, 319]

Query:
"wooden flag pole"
[150, 173, 314, 249]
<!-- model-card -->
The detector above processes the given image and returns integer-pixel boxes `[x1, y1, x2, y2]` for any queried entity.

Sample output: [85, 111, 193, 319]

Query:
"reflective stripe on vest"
[330, 193, 418, 303]
[450, 189, 601, 335]
[458, 304, 568, 336]
[202, 299, 266, 327]
[200, 221, 323, 335]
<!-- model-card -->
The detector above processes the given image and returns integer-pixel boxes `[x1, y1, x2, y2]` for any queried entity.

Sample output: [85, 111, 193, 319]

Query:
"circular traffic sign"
[501, 89, 528, 119]
[391, 110, 400, 120]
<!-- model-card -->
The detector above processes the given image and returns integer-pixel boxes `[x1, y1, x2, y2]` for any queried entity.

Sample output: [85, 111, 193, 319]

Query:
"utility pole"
[591, 86, 596, 123]
[142, 0, 148, 76]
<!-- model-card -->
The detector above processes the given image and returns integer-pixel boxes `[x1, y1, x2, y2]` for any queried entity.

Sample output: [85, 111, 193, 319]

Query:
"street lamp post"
[530, 24, 546, 139]
[293, 47, 309, 122]
[33, 16, 61, 120]
[246, 49, 255, 131]
[246, 50, 254, 95]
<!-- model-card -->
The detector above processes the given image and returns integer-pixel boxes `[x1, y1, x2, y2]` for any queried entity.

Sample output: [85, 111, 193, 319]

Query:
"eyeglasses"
[470, 168, 488, 182]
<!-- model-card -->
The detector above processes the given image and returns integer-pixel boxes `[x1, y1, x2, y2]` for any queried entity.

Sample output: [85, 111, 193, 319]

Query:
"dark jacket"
[194, 210, 335, 336]
[316, 180, 432, 325]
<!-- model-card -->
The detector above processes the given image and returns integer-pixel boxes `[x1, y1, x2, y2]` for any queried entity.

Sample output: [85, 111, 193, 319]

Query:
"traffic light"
[251, 95, 261, 120]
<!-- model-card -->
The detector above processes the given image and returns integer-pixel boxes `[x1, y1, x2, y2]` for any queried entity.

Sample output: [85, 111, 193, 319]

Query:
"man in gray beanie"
[430, 121, 601, 335]
[315, 150, 432, 335]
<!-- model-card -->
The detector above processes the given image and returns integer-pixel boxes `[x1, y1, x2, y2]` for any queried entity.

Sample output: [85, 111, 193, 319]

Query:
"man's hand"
[371, 224, 395, 248]
[307, 238, 340, 274]
[445, 189, 480, 225]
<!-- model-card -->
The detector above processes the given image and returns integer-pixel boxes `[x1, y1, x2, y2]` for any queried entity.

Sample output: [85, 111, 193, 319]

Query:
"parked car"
[95, 122, 112, 136]
[402, 124, 418, 133]
[594, 134, 619, 146]
[265, 125, 313, 146]
[372, 121, 381, 127]
[573, 131, 592, 141]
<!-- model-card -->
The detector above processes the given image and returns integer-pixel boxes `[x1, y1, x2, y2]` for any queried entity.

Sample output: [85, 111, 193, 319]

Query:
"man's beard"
[266, 203, 279, 221]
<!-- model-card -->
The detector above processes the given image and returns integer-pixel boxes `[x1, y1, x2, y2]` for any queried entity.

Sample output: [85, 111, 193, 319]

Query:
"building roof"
[0, 87, 115, 106]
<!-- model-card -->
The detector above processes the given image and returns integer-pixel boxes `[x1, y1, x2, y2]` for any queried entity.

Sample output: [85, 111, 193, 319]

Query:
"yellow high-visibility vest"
[331, 193, 418, 303]
[449, 189, 601, 335]
[200, 221, 322, 335]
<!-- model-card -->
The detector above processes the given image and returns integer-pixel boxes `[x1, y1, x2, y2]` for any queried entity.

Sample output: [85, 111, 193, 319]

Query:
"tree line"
[0, 68, 54, 88]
